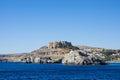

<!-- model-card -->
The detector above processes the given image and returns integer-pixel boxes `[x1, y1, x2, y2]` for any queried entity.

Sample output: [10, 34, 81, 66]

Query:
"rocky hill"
[0, 41, 120, 64]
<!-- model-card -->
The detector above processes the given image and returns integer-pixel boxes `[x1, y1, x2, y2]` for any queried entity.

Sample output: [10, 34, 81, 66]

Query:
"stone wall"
[48, 41, 72, 49]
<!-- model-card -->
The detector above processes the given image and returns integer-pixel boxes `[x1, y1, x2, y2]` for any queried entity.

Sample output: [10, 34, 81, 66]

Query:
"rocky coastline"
[62, 51, 106, 65]
[0, 41, 120, 65]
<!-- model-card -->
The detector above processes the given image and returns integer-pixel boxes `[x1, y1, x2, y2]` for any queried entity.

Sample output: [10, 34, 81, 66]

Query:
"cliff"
[62, 51, 106, 65]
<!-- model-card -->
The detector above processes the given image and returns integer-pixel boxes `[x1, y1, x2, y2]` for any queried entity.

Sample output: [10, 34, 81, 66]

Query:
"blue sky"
[0, 0, 120, 54]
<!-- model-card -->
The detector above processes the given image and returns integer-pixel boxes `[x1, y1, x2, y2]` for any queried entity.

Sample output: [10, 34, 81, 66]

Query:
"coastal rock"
[0, 59, 8, 62]
[21, 56, 60, 63]
[62, 51, 106, 65]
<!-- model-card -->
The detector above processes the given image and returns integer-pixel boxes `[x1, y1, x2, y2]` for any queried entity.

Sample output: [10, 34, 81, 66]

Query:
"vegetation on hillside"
[102, 50, 120, 61]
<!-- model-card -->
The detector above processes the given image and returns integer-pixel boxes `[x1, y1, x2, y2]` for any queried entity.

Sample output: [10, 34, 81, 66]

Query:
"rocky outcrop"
[21, 56, 62, 64]
[62, 51, 106, 65]
[0, 59, 8, 62]
[2, 41, 118, 64]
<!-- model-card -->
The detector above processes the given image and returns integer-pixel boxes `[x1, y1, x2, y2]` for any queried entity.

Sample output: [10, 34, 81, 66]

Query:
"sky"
[0, 0, 120, 54]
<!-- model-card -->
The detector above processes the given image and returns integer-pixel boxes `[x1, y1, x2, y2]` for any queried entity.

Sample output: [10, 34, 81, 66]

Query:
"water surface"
[0, 62, 120, 80]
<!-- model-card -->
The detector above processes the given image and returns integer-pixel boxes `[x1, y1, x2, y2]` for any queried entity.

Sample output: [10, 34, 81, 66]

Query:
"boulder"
[62, 51, 106, 65]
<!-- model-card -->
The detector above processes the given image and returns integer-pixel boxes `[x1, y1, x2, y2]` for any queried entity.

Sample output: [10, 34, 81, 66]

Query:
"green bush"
[102, 50, 116, 56]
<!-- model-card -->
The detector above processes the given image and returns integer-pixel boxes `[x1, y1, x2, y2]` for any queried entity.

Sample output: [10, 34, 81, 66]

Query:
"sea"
[0, 62, 120, 80]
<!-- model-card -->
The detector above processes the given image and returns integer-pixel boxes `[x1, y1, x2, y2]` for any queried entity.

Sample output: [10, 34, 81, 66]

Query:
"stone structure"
[48, 41, 72, 49]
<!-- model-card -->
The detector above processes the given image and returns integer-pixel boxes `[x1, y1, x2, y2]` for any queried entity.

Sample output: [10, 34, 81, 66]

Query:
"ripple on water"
[0, 63, 120, 80]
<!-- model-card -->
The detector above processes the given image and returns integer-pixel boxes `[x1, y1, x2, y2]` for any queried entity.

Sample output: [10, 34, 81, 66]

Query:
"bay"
[0, 62, 120, 80]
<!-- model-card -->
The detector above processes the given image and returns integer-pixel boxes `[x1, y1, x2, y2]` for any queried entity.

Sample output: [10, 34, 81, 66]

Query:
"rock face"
[21, 56, 62, 64]
[62, 51, 106, 65]
[48, 41, 72, 49]
[0, 59, 8, 62]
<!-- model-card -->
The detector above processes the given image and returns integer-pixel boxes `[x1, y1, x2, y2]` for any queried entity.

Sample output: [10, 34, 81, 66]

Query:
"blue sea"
[0, 62, 120, 80]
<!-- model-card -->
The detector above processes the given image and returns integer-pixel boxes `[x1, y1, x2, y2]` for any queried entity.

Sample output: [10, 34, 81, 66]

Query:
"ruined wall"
[48, 41, 72, 49]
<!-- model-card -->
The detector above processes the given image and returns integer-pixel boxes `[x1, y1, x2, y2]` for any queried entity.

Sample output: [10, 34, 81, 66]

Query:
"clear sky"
[0, 0, 120, 54]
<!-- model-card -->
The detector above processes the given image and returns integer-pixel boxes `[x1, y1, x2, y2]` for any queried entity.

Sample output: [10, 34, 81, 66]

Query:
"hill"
[0, 41, 120, 63]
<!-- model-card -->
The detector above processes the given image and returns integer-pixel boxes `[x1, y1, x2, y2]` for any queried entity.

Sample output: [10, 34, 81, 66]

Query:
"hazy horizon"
[0, 0, 120, 54]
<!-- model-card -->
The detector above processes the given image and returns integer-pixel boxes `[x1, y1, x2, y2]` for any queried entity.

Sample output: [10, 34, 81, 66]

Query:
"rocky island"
[0, 41, 120, 65]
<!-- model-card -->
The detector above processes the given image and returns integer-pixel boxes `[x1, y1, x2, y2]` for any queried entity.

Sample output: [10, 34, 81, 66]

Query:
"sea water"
[0, 62, 120, 80]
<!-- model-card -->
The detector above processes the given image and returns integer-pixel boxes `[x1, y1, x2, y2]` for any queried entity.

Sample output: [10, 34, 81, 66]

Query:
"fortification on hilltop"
[48, 41, 72, 49]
